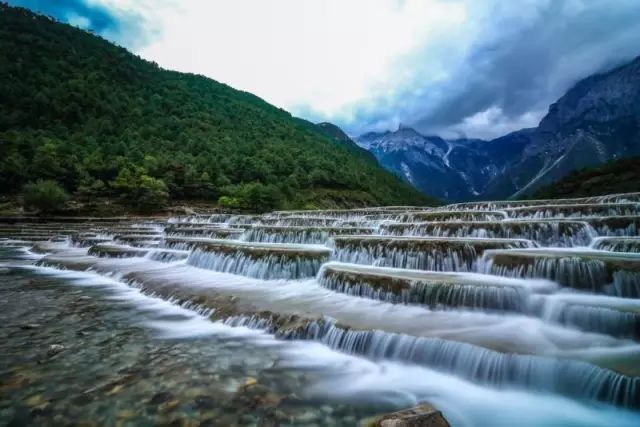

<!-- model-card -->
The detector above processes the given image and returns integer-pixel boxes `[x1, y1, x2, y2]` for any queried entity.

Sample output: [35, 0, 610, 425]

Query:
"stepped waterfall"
[2, 192, 640, 425]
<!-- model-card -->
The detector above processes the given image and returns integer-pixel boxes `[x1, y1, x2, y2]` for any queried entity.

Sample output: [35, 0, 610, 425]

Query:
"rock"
[25, 394, 46, 407]
[105, 384, 124, 396]
[370, 403, 450, 427]
[244, 376, 258, 387]
[46, 344, 65, 357]
[258, 411, 281, 427]
[19, 323, 42, 330]
[150, 391, 174, 405]
[159, 399, 180, 413]
[194, 395, 215, 410]
[117, 409, 136, 420]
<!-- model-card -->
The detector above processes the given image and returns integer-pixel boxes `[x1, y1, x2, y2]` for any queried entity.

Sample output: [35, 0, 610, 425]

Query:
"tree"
[23, 180, 69, 213]
[0, 5, 432, 210]
[110, 167, 168, 213]
[218, 195, 241, 209]
[220, 182, 283, 212]
[137, 175, 169, 213]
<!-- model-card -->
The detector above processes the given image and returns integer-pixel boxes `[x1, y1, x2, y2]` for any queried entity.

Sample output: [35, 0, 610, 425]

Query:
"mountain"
[356, 56, 640, 202]
[355, 126, 533, 201]
[0, 3, 433, 212]
[315, 122, 376, 161]
[529, 156, 640, 199]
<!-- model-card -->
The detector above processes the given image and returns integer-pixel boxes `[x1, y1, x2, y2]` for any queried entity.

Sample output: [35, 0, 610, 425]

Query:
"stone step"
[318, 262, 556, 312]
[87, 244, 150, 258]
[381, 219, 595, 246]
[483, 248, 640, 297]
[333, 235, 535, 271]
[505, 203, 639, 219]
[186, 240, 332, 279]
[443, 192, 640, 211]
[165, 227, 245, 238]
[394, 210, 508, 222]
[241, 225, 377, 244]
[584, 216, 640, 235]
[591, 237, 640, 253]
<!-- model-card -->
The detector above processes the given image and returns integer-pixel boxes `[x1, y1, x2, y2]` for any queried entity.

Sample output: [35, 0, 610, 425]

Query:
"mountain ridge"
[355, 55, 640, 202]
[0, 3, 434, 212]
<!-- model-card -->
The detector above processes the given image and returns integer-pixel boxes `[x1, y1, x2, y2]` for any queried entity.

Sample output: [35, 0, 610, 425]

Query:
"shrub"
[23, 180, 69, 213]
[110, 168, 169, 213]
[220, 182, 284, 212]
[218, 195, 241, 209]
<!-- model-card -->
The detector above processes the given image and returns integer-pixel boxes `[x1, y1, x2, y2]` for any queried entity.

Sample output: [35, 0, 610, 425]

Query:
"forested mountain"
[0, 3, 432, 212]
[356, 55, 640, 202]
[530, 156, 640, 199]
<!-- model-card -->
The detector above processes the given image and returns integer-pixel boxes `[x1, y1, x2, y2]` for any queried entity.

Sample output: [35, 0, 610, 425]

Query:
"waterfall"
[484, 250, 640, 297]
[334, 243, 480, 271]
[608, 271, 640, 298]
[528, 295, 640, 338]
[334, 238, 532, 272]
[5, 192, 640, 420]
[383, 220, 595, 247]
[278, 319, 640, 409]
[241, 227, 332, 244]
[592, 237, 640, 253]
[486, 256, 610, 292]
[318, 270, 527, 312]
[186, 247, 328, 279]
[145, 249, 189, 263]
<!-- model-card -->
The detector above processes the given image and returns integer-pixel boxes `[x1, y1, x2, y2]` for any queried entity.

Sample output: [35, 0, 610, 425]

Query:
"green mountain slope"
[0, 4, 433, 211]
[530, 156, 640, 199]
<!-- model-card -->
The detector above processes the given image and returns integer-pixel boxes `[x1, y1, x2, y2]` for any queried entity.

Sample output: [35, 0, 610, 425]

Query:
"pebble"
[150, 391, 174, 405]
[117, 409, 136, 419]
[159, 399, 180, 413]
[19, 323, 42, 330]
[105, 384, 125, 396]
[47, 344, 65, 357]
[25, 394, 46, 407]
[244, 376, 258, 387]
[194, 395, 215, 410]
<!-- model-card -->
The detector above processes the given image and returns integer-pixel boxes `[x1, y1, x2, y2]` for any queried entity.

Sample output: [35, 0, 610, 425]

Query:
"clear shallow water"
[1, 246, 640, 426]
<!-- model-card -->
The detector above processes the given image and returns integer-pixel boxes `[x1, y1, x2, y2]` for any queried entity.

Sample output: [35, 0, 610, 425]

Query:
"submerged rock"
[369, 403, 450, 427]
[46, 344, 65, 358]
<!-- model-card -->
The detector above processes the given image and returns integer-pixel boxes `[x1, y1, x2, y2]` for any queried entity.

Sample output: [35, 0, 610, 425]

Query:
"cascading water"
[482, 249, 640, 297]
[333, 237, 533, 272]
[3, 191, 640, 425]
[382, 220, 596, 247]
[186, 245, 330, 279]
[527, 295, 640, 338]
[278, 319, 640, 408]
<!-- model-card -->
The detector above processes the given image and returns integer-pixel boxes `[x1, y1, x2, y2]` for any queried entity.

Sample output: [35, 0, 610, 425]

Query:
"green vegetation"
[23, 180, 69, 213]
[0, 4, 433, 213]
[531, 156, 640, 199]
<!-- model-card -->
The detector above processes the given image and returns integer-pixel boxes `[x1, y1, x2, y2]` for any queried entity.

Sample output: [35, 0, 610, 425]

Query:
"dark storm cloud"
[7, 0, 151, 49]
[417, 0, 640, 137]
[336, 0, 640, 139]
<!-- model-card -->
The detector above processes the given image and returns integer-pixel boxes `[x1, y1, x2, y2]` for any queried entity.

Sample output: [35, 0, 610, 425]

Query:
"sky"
[10, 0, 640, 139]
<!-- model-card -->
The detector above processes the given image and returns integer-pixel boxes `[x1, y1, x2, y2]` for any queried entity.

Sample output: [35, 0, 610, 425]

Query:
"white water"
[9, 261, 640, 426]
[4, 193, 640, 422]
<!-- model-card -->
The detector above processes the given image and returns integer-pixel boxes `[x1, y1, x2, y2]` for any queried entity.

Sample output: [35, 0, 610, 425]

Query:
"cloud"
[7, 0, 153, 49]
[10, 0, 640, 139]
[406, 0, 640, 139]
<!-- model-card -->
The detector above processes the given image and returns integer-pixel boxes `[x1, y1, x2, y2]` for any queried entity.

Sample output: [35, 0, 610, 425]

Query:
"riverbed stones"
[3, 192, 640, 424]
[370, 403, 450, 427]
